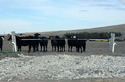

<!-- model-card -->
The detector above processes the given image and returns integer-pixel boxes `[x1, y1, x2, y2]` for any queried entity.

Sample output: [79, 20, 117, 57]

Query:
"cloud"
[0, 0, 51, 9]
[80, 10, 88, 12]
[96, 4, 117, 7]
[119, 0, 125, 4]
[3, 0, 50, 4]
[78, 0, 116, 8]
[115, 7, 125, 11]
[0, 19, 34, 33]
[80, 0, 106, 1]
[0, 19, 32, 26]
[0, 0, 57, 16]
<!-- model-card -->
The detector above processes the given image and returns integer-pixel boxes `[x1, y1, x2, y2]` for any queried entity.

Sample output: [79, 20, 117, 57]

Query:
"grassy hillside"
[27, 24, 125, 37]
[83, 24, 125, 33]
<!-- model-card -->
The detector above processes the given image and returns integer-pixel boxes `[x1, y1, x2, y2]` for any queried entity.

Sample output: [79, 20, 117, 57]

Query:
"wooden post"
[11, 31, 17, 52]
[109, 33, 116, 52]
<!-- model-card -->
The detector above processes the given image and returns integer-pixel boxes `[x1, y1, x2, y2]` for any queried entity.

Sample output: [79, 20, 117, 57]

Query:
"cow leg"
[43, 46, 45, 52]
[71, 46, 73, 52]
[46, 45, 47, 52]
[1, 46, 3, 51]
[82, 45, 86, 52]
[68, 45, 70, 52]
[82, 46, 84, 52]
[52, 46, 53, 51]
[76, 46, 79, 52]
[46, 46, 47, 52]
[81, 46, 82, 53]
[59, 46, 62, 52]
[33, 45, 36, 52]
[63, 46, 65, 52]
[42, 46, 43, 51]
[51, 46, 52, 51]
[62, 46, 64, 52]
[37, 44, 39, 51]
[55, 46, 56, 51]
[77, 47, 80, 53]
[59, 46, 60, 52]
[0, 46, 2, 51]
[28, 45, 31, 53]
[83, 41, 86, 52]
[60, 46, 61, 52]
[36, 46, 38, 51]
[60, 46, 62, 52]
[44, 46, 46, 52]
[17, 47, 19, 51]
[77, 46, 82, 53]
[53, 46, 56, 51]
[76, 46, 78, 52]
[35, 45, 37, 51]
[76, 46, 80, 53]
[18, 46, 21, 52]
[0, 47, 1, 51]
[41, 46, 42, 51]
[57, 46, 59, 52]
[17, 46, 19, 51]
[41, 46, 43, 51]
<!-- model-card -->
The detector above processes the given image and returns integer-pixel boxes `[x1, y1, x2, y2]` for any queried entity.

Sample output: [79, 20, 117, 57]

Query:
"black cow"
[55, 36, 66, 52]
[0, 36, 3, 51]
[76, 39, 87, 53]
[51, 36, 57, 51]
[34, 33, 41, 51]
[34, 33, 49, 52]
[68, 38, 77, 52]
[40, 37, 48, 52]
[51, 36, 65, 52]
[16, 36, 39, 53]
[68, 37, 87, 53]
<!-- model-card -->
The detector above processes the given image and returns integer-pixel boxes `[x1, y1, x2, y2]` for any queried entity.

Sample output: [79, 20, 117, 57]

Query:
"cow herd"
[0, 33, 87, 53]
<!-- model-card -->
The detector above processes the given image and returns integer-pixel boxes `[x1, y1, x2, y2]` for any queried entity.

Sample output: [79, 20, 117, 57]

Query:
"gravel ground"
[0, 54, 125, 81]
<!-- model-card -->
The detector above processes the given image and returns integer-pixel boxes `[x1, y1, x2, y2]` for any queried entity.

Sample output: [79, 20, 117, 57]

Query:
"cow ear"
[6, 34, 11, 40]
[2, 37, 4, 40]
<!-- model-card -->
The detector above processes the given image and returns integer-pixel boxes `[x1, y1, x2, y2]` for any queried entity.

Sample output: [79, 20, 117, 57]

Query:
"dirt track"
[1, 39, 125, 82]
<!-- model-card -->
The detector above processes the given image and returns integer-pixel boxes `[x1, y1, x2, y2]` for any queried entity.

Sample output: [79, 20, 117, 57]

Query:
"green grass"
[89, 39, 108, 41]
[0, 51, 21, 54]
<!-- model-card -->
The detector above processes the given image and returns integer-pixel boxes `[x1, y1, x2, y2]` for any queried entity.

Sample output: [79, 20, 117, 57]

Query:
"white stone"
[0, 54, 125, 80]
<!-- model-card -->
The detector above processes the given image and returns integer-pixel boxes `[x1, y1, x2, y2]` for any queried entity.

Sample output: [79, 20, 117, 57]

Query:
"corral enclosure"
[2, 38, 125, 56]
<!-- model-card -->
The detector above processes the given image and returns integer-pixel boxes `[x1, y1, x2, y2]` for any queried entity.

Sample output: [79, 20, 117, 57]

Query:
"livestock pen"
[1, 37, 125, 56]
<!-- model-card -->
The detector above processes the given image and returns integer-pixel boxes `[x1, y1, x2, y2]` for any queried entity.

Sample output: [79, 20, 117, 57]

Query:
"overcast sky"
[0, 0, 125, 34]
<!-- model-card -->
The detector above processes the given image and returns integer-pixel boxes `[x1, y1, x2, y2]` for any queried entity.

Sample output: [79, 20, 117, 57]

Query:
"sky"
[0, 0, 125, 34]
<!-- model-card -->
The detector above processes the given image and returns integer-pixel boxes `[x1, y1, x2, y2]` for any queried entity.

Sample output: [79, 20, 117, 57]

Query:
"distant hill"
[82, 24, 125, 33]
[25, 24, 125, 38]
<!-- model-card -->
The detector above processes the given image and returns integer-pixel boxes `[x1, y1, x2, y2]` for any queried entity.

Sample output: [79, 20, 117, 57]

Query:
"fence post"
[11, 31, 17, 52]
[109, 33, 116, 52]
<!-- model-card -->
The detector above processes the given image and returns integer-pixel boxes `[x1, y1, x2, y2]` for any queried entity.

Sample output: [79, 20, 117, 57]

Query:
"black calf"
[68, 38, 87, 53]
[40, 37, 48, 52]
